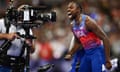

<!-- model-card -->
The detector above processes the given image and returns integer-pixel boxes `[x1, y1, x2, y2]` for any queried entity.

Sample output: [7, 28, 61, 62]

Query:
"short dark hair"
[76, 2, 82, 12]
[71, 1, 82, 12]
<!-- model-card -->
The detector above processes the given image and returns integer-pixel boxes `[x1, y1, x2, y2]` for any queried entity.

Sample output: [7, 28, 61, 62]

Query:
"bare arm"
[0, 33, 8, 39]
[0, 33, 18, 40]
[68, 36, 75, 51]
[64, 35, 82, 60]
[85, 16, 112, 69]
[67, 36, 82, 55]
[64, 21, 83, 60]
[67, 22, 82, 55]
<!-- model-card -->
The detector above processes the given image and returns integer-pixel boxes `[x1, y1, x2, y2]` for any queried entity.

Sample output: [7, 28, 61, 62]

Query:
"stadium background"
[0, 0, 120, 72]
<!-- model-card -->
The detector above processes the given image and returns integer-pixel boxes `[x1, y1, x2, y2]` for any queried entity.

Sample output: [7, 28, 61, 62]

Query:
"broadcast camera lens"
[51, 11, 56, 22]
[6, 3, 56, 24]
[36, 11, 56, 22]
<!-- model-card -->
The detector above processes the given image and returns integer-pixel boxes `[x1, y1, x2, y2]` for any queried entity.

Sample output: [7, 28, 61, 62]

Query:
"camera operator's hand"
[6, 33, 19, 40]
[17, 4, 29, 11]
[25, 39, 35, 53]
[17, 5, 25, 11]
[25, 39, 32, 46]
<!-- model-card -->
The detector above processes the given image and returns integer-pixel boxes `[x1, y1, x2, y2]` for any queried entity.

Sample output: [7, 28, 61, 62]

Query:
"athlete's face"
[67, 2, 79, 20]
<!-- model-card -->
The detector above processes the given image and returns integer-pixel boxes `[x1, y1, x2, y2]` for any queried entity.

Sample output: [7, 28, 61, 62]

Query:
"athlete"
[64, 1, 112, 72]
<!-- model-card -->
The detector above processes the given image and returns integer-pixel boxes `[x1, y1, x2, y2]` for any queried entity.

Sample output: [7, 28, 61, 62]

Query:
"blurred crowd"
[0, 0, 120, 72]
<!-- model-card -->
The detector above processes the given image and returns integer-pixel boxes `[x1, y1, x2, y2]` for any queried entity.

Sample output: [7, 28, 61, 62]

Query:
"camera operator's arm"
[25, 39, 35, 53]
[25, 29, 35, 53]
[0, 33, 19, 40]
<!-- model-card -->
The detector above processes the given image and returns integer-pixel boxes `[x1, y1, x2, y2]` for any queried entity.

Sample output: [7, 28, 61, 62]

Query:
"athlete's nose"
[67, 8, 71, 12]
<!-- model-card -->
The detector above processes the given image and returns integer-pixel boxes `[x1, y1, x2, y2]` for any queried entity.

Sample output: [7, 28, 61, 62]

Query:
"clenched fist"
[64, 54, 72, 61]
[105, 60, 112, 70]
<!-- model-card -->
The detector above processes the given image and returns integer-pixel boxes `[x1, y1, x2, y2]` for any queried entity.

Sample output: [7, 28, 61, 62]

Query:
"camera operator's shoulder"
[0, 18, 4, 23]
[0, 18, 5, 26]
[0, 18, 4, 32]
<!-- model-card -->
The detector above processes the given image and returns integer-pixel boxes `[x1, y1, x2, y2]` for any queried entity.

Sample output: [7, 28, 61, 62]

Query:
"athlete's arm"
[68, 36, 82, 55]
[64, 35, 82, 60]
[85, 16, 112, 69]
[68, 36, 75, 51]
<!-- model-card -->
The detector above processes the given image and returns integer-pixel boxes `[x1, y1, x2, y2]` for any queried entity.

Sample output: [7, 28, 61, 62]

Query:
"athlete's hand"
[64, 54, 72, 61]
[105, 60, 112, 70]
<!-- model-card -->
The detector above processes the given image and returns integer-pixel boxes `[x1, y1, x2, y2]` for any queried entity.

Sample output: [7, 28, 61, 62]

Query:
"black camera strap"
[5, 17, 10, 33]
[0, 17, 11, 55]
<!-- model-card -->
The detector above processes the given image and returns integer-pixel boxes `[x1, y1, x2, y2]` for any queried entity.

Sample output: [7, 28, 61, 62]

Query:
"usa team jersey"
[72, 14, 101, 50]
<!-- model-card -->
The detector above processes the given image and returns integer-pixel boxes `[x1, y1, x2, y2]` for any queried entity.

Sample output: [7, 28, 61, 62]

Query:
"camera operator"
[0, 5, 34, 72]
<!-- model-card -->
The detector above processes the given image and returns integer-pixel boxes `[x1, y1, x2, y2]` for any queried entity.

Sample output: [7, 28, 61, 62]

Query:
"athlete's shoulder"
[85, 15, 98, 30]
[85, 15, 97, 26]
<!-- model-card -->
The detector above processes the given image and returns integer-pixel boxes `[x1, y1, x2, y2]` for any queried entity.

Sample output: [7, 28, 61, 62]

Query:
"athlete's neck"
[75, 14, 82, 25]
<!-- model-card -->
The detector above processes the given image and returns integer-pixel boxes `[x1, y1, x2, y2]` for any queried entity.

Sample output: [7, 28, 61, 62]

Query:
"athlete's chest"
[72, 25, 87, 37]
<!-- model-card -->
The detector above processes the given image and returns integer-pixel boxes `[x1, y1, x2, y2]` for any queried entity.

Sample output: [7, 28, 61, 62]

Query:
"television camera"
[6, 0, 56, 26]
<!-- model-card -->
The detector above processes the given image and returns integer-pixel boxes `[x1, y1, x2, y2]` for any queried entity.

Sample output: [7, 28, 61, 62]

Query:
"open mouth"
[67, 12, 72, 18]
